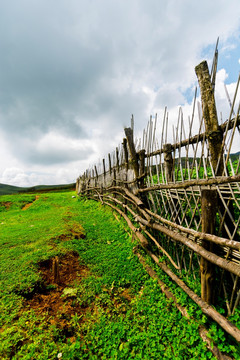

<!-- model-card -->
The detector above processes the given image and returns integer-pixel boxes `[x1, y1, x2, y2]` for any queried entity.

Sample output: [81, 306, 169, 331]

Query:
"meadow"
[0, 190, 239, 359]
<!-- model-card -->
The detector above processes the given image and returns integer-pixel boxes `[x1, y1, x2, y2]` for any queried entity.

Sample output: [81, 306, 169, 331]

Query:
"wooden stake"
[163, 143, 173, 183]
[201, 189, 217, 304]
[52, 257, 60, 284]
[195, 61, 223, 175]
[124, 127, 139, 179]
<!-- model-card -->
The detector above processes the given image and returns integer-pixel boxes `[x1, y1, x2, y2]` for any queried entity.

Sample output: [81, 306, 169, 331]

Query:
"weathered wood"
[144, 208, 240, 251]
[124, 127, 139, 179]
[103, 159, 106, 177]
[116, 147, 120, 172]
[146, 116, 240, 158]
[135, 215, 240, 277]
[163, 143, 173, 182]
[136, 173, 240, 193]
[201, 189, 217, 304]
[122, 138, 129, 171]
[195, 60, 223, 175]
[108, 153, 112, 175]
[134, 250, 188, 316]
[94, 165, 98, 179]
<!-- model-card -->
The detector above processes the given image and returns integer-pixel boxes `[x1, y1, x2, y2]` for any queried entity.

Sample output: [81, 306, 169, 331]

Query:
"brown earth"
[1, 201, 12, 210]
[22, 195, 40, 210]
[25, 252, 89, 339]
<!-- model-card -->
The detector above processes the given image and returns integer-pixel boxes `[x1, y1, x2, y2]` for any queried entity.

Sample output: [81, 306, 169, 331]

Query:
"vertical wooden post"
[163, 144, 173, 182]
[103, 159, 106, 177]
[94, 165, 98, 187]
[108, 153, 112, 175]
[124, 127, 139, 179]
[123, 138, 129, 172]
[116, 147, 120, 173]
[201, 189, 217, 304]
[195, 61, 223, 175]
[138, 149, 146, 186]
[196, 60, 234, 239]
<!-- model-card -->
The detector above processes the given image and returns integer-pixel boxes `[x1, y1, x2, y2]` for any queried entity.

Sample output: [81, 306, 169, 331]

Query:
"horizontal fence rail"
[76, 59, 240, 342]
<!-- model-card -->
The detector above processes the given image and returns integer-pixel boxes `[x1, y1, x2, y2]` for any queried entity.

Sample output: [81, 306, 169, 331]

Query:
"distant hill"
[0, 183, 76, 195]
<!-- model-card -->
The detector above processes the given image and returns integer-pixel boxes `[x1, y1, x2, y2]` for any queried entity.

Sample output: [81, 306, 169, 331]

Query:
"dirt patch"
[1, 201, 12, 210]
[22, 195, 40, 210]
[25, 252, 89, 337]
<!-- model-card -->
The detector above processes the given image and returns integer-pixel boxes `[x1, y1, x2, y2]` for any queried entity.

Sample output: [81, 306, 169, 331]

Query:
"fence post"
[123, 138, 129, 172]
[103, 159, 106, 177]
[201, 189, 217, 304]
[196, 60, 234, 239]
[163, 144, 173, 182]
[108, 153, 112, 175]
[124, 127, 139, 179]
[195, 61, 223, 175]
[116, 147, 120, 173]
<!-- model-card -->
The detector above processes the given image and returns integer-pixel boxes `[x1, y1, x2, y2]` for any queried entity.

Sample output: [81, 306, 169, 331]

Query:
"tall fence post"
[116, 147, 120, 173]
[124, 127, 139, 180]
[196, 60, 234, 240]
[201, 189, 217, 304]
[123, 138, 129, 172]
[195, 61, 223, 175]
[163, 144, 173, 182]
[108, 153, 112, 175]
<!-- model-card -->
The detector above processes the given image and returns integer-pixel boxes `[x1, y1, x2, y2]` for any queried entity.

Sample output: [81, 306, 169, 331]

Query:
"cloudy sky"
[0, 0, 240, 187]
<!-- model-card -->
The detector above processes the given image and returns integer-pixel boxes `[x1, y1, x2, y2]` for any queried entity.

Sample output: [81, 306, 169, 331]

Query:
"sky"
[0, 0, 240, 187]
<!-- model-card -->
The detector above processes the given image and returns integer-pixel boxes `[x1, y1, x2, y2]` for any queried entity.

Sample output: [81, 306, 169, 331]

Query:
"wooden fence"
[76, 59, 240, 343]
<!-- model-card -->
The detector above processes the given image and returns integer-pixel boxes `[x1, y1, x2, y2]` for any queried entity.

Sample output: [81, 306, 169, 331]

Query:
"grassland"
[0, 183, 75, 195]
[0, 191, 239, 359]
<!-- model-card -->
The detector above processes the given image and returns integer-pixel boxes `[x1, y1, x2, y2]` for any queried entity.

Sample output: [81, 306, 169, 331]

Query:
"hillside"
[0, 182, 75, 195]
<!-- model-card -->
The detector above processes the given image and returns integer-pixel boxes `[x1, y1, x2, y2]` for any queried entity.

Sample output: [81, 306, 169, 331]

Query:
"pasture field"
[0, 191, 238, 359]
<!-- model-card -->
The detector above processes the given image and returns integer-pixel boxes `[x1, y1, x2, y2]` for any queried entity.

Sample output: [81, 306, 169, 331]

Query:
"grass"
[0, 191, 239, 359]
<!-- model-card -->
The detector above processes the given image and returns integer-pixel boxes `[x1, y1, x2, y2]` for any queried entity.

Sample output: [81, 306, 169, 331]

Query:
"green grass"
[0, 191, 239, 359]
[0, 183, 75, 195]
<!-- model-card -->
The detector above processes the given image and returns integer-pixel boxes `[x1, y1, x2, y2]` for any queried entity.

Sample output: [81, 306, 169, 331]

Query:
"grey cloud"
[0, 0, 240, 185]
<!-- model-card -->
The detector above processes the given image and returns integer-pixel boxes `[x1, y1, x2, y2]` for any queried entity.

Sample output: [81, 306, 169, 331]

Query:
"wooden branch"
[107, 186, 144, 206]
[135, 215, 240, 277]
[104, 201, 149, 249]
[144, 116, 240, 158]
[136, 174, 240, 193]
[144, 208, 240, 251]
[134, 250, 188, 316]
[138, 223, 180, 270]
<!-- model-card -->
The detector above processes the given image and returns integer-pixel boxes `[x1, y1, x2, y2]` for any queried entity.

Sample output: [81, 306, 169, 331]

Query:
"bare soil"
[22, 195, 40, 210]
[25, 252, 89, 338]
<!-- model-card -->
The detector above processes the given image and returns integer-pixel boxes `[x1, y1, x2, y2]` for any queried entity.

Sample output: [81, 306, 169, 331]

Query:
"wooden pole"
[108, 153, 112, 175]
[124, 127, 139, 179]
[163, 143, 173, 183]
[195, 61, 223, 175]
[103, 159, 106, 177]
[116, 147, 120, 172]
[201, 189, 217, 304]
[123, 138, 129, 171]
